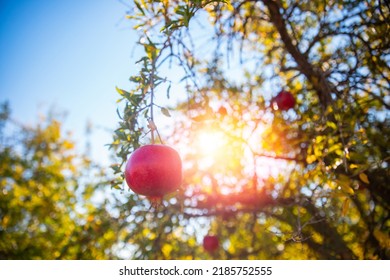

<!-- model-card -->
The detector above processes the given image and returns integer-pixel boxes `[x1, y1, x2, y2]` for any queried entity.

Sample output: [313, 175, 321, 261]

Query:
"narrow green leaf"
[111, 184, 122, 190]
[167, 83, 171, 99]
[135, 56, 149, 65]
[116, 108, 123, 120]
[161, 107, 171, 117]
[130, 76, 141, 83]
[110, 164, 121, 174]
[134, 0, 145, 15]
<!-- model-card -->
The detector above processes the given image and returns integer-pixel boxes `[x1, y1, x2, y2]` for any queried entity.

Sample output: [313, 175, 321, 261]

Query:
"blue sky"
[0, 0, 140, 164]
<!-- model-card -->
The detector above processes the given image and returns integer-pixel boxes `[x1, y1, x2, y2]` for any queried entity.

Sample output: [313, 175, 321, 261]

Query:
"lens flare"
[195, 129, 228, 169]
[197, 130, 226, 155]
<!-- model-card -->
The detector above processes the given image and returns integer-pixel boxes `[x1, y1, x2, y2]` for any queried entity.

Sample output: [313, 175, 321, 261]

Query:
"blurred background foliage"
[0, 103, 128, 259]
[1, 0, 389, 259]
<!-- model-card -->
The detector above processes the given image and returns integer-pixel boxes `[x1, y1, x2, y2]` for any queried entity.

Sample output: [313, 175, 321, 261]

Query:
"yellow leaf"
[315, 135, 325, 144]
[115, 86, 124, 96]
[2, 215, 10, 227]
[142, 228, 150, 236]
[225, 1, 234, 11]
[341, 198, 350, 217]
[103, 230, 115, 241]
[359, 173, 370, 184]
[331, 192, 343, 200]
[306, 154, 317, 164]
[326, 121, 337, 130]
[340, 185, 355, 195]
[162, 243, 173, 258]
[63, 140, 74, 150]
[188, 237, 196, 246]
[335, 174, 354, 195]
[228, 244, 236, 254]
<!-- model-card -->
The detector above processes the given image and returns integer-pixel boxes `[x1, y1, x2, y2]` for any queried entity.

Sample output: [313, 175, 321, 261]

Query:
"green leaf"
[110, 164, 121, 174]
[135, 56, 149, 65]
[134, 0, 145, 15]
[161, 107, 171, 117]
[167, 83, 171, 99]
[111, 184, 122, 190]
[116, 108, 123, 120]
[115, 129, 128, 141]
[130, 76, 142, 83]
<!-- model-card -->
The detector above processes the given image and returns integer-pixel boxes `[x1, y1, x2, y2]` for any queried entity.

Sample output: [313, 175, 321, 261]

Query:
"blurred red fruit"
[273, 90, 295, 111]
[203, 235, 219, 253]
[217, 106, 228, 116]
[125, 144, 182, 199]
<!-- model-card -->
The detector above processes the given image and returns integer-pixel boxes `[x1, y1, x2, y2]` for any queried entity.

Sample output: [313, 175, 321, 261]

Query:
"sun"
[185, 111, 286, 183]
[197, 130, 226, 155]
[195, 129, 229, 169]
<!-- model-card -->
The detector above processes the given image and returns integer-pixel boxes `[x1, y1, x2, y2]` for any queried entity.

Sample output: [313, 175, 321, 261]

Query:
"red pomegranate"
[125, 144, 182, 199]
[203, 235, 219, 253]
[217, 106, 228, 116]
[273, 90, 295, 111]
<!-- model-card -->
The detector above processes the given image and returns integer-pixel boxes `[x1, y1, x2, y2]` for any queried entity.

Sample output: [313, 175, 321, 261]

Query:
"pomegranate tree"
[125, 144, 182, 199]
[203, 235, 219, 253]
[272, 90, 295, 111]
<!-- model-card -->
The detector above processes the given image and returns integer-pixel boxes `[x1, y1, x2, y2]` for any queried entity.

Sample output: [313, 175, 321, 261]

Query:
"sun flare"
[197, 130, 226, 155]
[195, 129, 230, 170]
[181, 109, 288, 185]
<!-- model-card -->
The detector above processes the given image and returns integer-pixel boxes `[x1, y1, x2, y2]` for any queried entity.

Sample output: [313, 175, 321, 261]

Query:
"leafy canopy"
[0, 104, 128, 259]
[111, 0, 389, 260]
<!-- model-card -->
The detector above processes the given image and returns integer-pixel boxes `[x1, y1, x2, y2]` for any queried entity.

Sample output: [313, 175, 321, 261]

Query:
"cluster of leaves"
[0, 104, 130, 259]
[112, 0, 389, 259]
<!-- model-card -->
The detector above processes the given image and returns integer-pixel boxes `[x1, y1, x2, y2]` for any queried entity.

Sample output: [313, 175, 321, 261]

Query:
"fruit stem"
[150, 62, 155, 144]
[148, 45, 164, 145]
[148, 196, 163, 209]
[149, 60, 163, 144]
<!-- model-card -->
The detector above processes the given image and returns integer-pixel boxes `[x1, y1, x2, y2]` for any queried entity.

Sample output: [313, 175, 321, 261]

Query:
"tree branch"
[262, 0, 334, 109]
